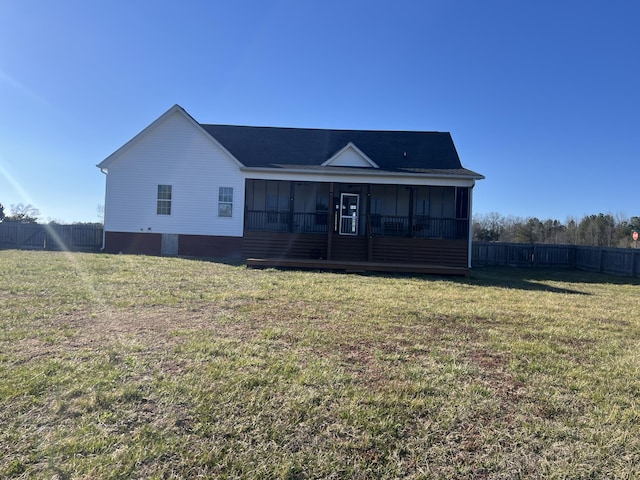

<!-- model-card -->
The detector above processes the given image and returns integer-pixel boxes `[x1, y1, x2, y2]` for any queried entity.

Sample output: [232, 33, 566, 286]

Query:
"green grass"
[1, 250, 639, 479]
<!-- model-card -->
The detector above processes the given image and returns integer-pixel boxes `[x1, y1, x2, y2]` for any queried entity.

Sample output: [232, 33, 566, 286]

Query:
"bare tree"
[97, 204, 105, 224]
[473, 212, 504, 241]
[4, 203, 40, 223]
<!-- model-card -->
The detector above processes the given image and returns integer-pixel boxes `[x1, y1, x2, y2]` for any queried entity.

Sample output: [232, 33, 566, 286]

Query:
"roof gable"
[322, 142, 379, 168]
[97, 105, 243, 170]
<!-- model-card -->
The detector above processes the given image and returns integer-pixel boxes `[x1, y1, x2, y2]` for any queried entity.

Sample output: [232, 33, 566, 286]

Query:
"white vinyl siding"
[325, 146, 374, 167]
[102, 108, 244, 236]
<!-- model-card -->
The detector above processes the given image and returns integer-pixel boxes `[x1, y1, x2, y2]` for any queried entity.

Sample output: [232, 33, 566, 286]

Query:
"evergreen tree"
[515, 217, 543, 243]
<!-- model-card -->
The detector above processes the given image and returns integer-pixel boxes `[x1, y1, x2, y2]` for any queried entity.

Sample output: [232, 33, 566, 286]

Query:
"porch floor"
[246, 257, 470, 276]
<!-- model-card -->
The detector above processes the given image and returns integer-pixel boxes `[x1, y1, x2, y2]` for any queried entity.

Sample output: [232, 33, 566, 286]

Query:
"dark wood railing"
[368, 215, 468, 239]
[245, 211, 329, 234]
[245, 211, 468, 239]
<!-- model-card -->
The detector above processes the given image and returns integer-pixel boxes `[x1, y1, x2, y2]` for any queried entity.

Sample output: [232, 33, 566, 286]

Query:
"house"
[97, 105, 484, 275]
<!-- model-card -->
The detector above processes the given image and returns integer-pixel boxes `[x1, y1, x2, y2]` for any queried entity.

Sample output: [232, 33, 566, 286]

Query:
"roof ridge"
[200, 123, 450, 135]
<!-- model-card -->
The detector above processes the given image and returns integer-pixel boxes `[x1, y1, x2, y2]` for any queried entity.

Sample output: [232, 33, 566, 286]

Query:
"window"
[218, 187, 233, 217]
[157, 185, 172, 215]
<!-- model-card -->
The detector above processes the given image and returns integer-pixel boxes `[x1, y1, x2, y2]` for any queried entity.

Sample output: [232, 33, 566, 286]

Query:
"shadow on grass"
[363, 266, 640, 294]
[459, 266, 640, 294]
[177, 255, 640, 295]
[180, 255, 247, 267]
[463, 267, 591, 294]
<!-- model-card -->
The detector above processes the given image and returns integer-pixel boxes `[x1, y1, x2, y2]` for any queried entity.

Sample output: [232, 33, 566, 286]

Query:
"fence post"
[599, 248, 604, 273]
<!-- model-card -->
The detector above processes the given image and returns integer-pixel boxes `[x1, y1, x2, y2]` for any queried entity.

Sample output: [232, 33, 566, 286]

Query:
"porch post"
[288, 182, 295, 232]
[468, 185, 475, 268]
[327, 182, 334, 260]
[366, 184, 373, 261]
[408, 187, 415, 237]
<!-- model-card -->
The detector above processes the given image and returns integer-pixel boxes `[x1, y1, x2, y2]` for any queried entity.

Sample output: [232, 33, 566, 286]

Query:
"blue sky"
[1, 0, 639, 223]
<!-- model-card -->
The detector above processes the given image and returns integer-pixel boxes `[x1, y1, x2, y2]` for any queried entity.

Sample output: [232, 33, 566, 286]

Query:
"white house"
[98, 105, 483, 275]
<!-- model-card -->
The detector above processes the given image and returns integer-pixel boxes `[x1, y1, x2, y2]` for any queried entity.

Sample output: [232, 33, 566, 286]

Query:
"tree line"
[0, 203, 103, 226]
[473, 212, 640, 248]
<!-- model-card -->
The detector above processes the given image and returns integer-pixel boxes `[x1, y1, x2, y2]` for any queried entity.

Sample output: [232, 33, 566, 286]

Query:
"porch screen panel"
[455, 187, 470, 240]
[432, 187, 457, 238]
[456, 187, 470, 219]
[414, 187, 430, 216]
[291, 182, 329, 233]
[396, 187, 410, 217]
[413, 187, 431, 236]
[315, 186, 329, 230]
[266, 181, 291, 230]
[441, 188, 455, 218]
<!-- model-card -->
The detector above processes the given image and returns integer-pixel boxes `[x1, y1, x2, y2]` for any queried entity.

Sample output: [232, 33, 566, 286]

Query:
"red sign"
[633, 231, 639, 241]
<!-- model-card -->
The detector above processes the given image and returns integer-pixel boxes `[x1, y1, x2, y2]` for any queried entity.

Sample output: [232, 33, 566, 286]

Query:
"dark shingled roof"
[200, 124, 480, 176]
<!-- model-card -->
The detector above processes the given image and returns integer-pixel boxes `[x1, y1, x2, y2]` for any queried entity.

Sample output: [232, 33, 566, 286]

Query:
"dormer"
[321, 142, 379, 168]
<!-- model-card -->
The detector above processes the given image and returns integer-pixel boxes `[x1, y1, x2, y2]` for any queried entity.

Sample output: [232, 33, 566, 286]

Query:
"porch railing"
[369, 215, 468, 239]
[245, 211, 329, 233]
[245, 211, 469, 239]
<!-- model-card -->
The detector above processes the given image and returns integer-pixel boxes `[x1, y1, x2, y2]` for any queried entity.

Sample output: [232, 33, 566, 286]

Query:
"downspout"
[99, 167, 107, 251]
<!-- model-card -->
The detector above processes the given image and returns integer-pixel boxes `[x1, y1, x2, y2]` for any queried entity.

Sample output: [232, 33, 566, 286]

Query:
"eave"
[241, 165, 483, 179]
[240, 165, 483, 186]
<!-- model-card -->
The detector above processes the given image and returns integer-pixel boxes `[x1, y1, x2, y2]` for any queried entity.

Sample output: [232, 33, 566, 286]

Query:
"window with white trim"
[157, 185, 172, 215]
[218, 187, 233, 217]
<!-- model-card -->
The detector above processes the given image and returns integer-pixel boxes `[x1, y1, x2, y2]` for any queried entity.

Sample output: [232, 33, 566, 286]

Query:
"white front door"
[339, 193, 359, 235]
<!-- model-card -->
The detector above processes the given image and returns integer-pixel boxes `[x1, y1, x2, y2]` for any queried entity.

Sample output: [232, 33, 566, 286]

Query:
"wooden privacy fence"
[472, 242, 640, 278]
[0, 223, 103, 252]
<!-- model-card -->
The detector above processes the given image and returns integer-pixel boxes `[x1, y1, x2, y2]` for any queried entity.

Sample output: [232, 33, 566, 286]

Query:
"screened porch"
[243, 180, 470, 240]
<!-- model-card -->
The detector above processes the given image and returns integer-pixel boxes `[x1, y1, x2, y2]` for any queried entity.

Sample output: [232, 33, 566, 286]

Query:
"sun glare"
[0, 157, 104, 307]
[0, 159, 36, 207]
[0, 68, 49, 105]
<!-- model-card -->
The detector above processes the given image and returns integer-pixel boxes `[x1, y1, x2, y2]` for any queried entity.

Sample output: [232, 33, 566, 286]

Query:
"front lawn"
[1, 251, 638, 478]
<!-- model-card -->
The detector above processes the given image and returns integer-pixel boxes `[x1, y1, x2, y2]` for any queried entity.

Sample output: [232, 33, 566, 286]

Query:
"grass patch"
[1, 250, 639, 478]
